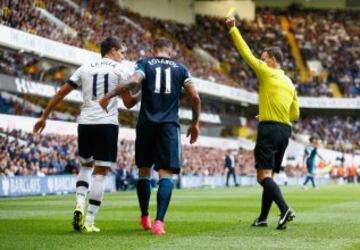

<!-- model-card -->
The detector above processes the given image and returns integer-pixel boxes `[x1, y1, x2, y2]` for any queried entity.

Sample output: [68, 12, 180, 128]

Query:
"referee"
[226, 16, 300, 230]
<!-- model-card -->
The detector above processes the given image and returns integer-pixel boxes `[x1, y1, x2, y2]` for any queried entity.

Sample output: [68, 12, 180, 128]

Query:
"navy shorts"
[78, 124, 118, 167]
[254, 121, 291, 173]
[135, 122, 182, 174]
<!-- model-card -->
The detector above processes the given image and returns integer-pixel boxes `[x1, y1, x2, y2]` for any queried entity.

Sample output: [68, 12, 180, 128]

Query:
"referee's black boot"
[251, 218, 268, 227]
[276, 208, 295, 230]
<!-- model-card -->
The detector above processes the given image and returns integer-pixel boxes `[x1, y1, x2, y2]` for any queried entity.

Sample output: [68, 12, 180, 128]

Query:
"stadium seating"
[0, 92, 76, 121]
[286, 9, 360, 97]
[292, 116, 360, 153]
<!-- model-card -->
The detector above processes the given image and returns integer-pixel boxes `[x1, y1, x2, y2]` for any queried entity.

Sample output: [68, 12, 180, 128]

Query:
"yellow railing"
[33, 0, 46, 9]
[329, 82, 343, 97]
[83, 39, 100, 53]
[279, 16, 309, 81]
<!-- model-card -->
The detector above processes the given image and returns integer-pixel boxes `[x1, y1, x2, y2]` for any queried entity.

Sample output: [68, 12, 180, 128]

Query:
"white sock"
[75, 166, 93, 209]
[85, 175, 107, 225]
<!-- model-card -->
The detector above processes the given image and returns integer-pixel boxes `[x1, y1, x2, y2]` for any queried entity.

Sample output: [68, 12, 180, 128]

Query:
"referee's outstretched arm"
[225, 16, 271, 76]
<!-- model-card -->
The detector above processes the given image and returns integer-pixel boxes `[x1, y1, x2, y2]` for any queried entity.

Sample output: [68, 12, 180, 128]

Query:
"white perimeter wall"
[194, 0, 255, 20]
[118, 0, 255, 23]
[118, 0, 195, 24]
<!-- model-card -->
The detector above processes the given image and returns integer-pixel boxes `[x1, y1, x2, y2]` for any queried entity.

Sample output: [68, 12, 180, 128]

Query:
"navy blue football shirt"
[134, 56, 192, 124]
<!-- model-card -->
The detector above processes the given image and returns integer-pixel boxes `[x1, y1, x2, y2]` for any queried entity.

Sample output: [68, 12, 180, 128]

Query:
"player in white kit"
[33, 37, 139, 232]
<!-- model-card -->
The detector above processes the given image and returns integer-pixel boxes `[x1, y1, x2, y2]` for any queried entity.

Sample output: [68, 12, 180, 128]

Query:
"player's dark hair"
[153, 37, 173, 50]
[309, 136, 316, 143]
[100, 37, 121, 57]
[264, 47, 283, 64]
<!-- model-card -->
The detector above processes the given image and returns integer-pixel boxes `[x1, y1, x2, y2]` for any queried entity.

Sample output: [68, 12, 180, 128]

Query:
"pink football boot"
[152, 220, 165, 235]
[140, 215, 152, 230]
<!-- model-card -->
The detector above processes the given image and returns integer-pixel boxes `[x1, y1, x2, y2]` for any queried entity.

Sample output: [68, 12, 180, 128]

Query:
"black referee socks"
[259, 184, 273, 221]
[261, 177, 289, 215]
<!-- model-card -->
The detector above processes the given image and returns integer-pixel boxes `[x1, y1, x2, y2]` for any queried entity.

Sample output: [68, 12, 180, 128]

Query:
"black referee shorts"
[254, 121, 291, 173]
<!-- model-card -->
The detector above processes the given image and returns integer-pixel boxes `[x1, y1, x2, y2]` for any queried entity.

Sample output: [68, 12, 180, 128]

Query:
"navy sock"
[258, 185, 273, 221]
[156, 177, 174, 221]
[261, 178, 289, 215]
[303, 175, 310, 186]
[136, 177, 151, 216]
[310, 176, 316, 187]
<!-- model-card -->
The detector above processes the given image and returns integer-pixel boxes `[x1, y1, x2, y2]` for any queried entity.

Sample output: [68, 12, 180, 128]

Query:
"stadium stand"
[292, 116, 360, 152]
[286, 8, 360, 97]
[0, 92, 77, 121]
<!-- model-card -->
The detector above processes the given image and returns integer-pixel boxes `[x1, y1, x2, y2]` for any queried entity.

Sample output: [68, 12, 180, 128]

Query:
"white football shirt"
[69, 58, 131, 125]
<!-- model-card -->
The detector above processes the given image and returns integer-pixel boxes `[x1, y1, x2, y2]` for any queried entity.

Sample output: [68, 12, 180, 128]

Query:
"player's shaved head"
[100, 37, 122, 57]
[153, 37, 173, 50]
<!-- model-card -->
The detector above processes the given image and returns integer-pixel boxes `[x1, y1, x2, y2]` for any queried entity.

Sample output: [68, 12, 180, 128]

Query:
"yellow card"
[226, 7, 236, 17]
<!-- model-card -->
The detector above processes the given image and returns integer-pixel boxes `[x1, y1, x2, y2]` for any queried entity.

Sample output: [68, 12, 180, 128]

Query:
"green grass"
[1, 185, 360, 250]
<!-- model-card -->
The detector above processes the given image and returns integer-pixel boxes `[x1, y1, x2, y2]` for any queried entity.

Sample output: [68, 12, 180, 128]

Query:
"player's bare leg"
[153, 169, 174, 235]
[73, 162, 93, 231]
[137, 167, 152, 230]
[83, 166, 109, 233]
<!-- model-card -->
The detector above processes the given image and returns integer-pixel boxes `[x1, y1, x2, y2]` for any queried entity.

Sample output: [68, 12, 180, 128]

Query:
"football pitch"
[1, 185, 360, 250]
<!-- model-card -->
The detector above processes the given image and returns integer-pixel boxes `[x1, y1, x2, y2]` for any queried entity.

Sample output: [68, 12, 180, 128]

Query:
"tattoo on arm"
[105, 73, 143, 99]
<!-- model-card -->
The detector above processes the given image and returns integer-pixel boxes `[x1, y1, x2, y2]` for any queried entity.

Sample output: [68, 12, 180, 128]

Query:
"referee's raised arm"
[225, 16, 270, 76]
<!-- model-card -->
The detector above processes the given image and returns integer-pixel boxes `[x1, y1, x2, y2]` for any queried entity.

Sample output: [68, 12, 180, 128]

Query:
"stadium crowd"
[292, 116, 360, 153]
[287, 9, 360, 97]
[1, 1, 359, 96]
[0, 92, 77, 122]
[0, 128, 79, 176]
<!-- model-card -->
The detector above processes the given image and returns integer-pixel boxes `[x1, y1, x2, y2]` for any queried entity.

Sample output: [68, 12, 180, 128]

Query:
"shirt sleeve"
[289, 91, 300, 122]
[134, 59, 146, 79]
[68, 66, 82, 89]
[115, 62, 133, 82]
[229, 26, 272, 77]
[182, 66, 193, 86]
